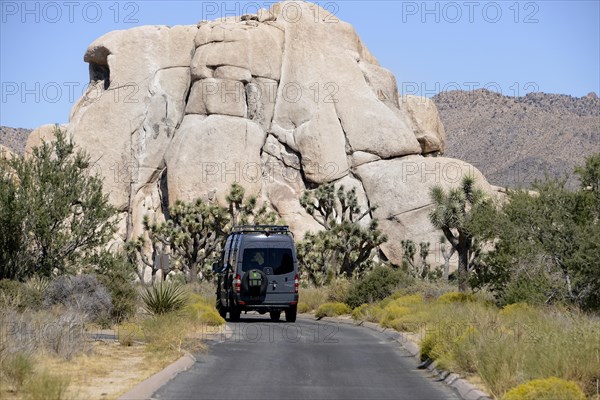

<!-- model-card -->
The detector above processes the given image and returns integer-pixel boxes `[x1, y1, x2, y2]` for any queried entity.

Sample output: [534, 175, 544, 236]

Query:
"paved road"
[154, 314, 460, 400]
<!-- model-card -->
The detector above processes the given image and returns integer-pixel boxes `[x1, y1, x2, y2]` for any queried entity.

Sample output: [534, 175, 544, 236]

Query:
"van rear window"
[242, 248, 294, 275]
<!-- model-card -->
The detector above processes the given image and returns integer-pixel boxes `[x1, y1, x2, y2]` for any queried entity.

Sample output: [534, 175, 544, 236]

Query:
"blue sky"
[1, 0, 599, 129]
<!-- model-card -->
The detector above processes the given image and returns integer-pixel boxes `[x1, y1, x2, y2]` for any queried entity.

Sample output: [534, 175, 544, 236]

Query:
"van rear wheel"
[229, 306, 241, 322]
[269, 311, 281, 322]
[285, 305, 297, 322]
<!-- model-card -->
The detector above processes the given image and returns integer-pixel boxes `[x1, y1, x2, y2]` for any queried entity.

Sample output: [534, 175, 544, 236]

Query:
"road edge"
[117, 353, 197, 400]
[316, 315, 492, 400]
[117, 324, 234, 400]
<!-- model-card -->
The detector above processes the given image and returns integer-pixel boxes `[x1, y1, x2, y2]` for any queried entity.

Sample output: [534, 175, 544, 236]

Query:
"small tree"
[128, 198, 228, 284]
[575, 153, 600, 218]
[227, 183, 279, 226]
[401, 239, 431, 279]
[0, 128, 116, 279]
[298, 184, 387, 285]
[127, 184, 278, 283]
[429, 175, 486, 291]
[400, 239, 416, 273]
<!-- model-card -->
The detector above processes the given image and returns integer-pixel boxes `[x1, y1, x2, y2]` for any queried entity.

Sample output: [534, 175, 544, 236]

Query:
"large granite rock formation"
[30, 1, 493, 266]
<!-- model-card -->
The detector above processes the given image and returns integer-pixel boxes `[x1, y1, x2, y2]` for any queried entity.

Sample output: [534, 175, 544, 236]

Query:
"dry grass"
[352, 292, 600, 399]
[298, 287, 330, 313]
[0, 341, 180, 400]
[1, 283, 226, 400]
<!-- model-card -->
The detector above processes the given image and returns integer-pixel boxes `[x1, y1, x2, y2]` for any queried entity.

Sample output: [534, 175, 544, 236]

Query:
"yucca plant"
[24, 275, 50, 293]
[141, 282, 187, 315]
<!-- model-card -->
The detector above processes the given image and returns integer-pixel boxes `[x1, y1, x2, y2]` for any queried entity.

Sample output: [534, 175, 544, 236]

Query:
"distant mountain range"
[2, 90, 599, 189]
[433, 90, 600, 189]
[0, 126, 31, 155]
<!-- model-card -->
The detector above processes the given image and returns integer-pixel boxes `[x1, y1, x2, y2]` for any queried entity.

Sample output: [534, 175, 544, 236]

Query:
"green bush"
[185, 293, 225, 326]
[94, 253, 139, 322]
[22, 370, 70, 400]
[0, 278, 50, 311]
[298, 303, 311, 313]
[420, 330, 440, 362]
[1, 352, 34, 392]
[327, 279, 351, 303]
[141, 282, 187, 315]
[0, 279, 23, 308]
[315, 302, 351, 318]
[351, 303, 384, 322]
[346, 266, 410, 308]
[501, 377, 586, 400]
[437, 291, 476, 304]
[141, 314, 203, 355]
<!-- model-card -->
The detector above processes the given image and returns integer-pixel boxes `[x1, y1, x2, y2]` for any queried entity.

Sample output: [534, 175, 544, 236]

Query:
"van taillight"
[294, 274, 299, 293]
[234, 274, 241, 293]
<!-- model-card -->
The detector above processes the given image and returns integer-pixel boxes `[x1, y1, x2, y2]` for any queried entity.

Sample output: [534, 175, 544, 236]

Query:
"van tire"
[229, 305, 241, 322]
[285, 305, 297, 322]
[269, 311, 281, 321]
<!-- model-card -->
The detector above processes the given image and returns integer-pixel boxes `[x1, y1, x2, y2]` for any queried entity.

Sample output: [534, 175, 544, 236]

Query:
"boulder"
[355, 155, 493, 266]
[28, 1, 493, 272]
[164, 114, 266, 205]
[398, 95, 446, 154]
[186, 78, 247, 118]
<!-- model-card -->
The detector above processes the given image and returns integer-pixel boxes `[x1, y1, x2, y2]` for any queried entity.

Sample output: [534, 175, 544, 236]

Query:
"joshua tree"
[298, 184, 387, 284]
[439, 236, 456, 282]
[401, 239, 431, 279]
[127, 184, 277, 283]
[429, 176, 486, 291]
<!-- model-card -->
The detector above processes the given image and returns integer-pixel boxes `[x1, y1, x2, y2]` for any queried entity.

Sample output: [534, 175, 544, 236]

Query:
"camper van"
[213, 225, 299, 322]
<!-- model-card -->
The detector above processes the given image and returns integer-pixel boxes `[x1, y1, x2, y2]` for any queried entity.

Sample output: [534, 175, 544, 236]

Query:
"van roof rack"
[231, 225, 291, 235]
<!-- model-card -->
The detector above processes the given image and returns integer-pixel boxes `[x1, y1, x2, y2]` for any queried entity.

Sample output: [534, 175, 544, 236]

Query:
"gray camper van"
[213, 225, 299, 322]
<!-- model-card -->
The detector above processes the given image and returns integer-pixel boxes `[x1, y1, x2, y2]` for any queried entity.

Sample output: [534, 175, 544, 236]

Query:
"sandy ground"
[1, 341, 179, 400]
[53, 341, 180, 400]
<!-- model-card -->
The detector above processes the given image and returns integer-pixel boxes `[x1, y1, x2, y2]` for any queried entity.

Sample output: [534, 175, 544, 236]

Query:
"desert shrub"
[0, 279, 23, 309]
[437, 291, 476, 304]
[420, 330, 440, 361]
[94, 252, 138, 322]
[327, 279, 351, 303]
[0, 278, 50, 311]
[141, 281, 187, 315]
[116, 322, 144, 347]
[188, 280, 217, 303]
[0, 308, 89, 360]
[499, 269, 564, 307]
[315, 302, 351, 318]
[346, 266, 410, 308]
[185, 293, 225, 326]
[22, 276, 49, 309]
[22, 370, 70, 400]
[298, 303, 311, 313]
[298, 287, 329, 313]
[351, 303, 384, 322]
[501, 377, 586, 400]
[44, 274, 113, 325]
[391, 279, 456, 300]
[0, 352, 34, 392]
[141, 314, 202, 355]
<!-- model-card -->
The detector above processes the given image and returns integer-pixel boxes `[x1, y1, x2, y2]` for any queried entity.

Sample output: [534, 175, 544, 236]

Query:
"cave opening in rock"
[89, 62, 110, 90]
